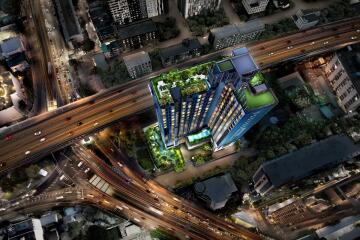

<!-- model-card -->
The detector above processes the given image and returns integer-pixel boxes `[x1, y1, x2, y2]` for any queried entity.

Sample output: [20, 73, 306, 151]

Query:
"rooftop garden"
[151, 62, 213, 106]
[145, 126, 185, 172]
[217, 60, 234, 72]
[250, 72, 265, 87]
[237, 86, 276, 110]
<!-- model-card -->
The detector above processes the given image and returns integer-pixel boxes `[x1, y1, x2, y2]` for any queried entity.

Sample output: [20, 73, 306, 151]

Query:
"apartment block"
[324, 45, 360, 113]
[150, 47, 277, 149]
[242, 0, 269, 14]
[209, 19, 265, 50]
[178, 0, 222, 18]
[292, 9, 320, 30]
[123, 51, 152, 78]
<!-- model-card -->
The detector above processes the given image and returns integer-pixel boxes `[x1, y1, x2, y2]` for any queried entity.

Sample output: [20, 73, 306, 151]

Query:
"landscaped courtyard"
[145, 125, 185, 173]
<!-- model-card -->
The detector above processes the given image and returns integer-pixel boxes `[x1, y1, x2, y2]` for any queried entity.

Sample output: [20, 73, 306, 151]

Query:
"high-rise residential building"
[150, 47, 277, 149]
[209, 19, 265, 50]
[123, 51, 152, 78]
[324, 45, 360, 113]
[207, 50, 277, 148]
[242, 0, 269, 14]
[107, 0, 164, 24]
[107, 0, 144, 24]
[178, 0, 222, 18]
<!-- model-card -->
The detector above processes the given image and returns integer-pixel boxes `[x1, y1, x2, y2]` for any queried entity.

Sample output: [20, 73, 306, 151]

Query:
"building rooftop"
[231, 48, 258, 76]
[88, 3, 114, 39]
[151, 62, 212, 106]
[235, 73, 276, 110]
[316, 215, 360, 239]
[258, 135, 360, 188]
[116, 19, 157, 39]
[194, 173, 238, 210]
[159, 38, 201, 60]
[8, 219, 44, 240]
[210, 19, 265, 38]
[54, 0, 82, 41]
[123, 51, 151, 67]
[0, 37, 24, 57]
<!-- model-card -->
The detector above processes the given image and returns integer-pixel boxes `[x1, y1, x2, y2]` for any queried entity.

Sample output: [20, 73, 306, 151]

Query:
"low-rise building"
[209, 19, 265, 50]
[7, 53, 29, 72]
[292, 9, 320, 30]
[316, 215, 360, 240]
[0, 36, 25, 58]
[194, 173, 238, 210]
[242, 0, 269, 14]
[7, 219, 44, 240]
[159, 38, 201, 66]
[93, 53, 109, 70]
[266, 198, 314, 225]
[324, 45, 360, 113]
[54, 0, 84, 48]
[123, 51, 152, 78]
[116, 19, 157, 50]
[0, 36, 29, 72]
[253, 135, 360, 195]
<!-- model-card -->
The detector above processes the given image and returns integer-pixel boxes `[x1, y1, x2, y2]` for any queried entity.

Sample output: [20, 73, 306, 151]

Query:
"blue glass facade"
[150, 47, 277, 149]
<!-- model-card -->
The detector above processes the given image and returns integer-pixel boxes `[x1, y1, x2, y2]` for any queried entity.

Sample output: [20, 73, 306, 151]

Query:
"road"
[71, 142, 263, 239]
[0, 17, 360, 174]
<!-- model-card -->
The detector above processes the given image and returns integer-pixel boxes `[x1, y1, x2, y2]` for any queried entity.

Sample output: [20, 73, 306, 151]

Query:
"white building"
[292, 9, 320, 30]
[324, 46, 360, 113]
[178, 0, 222, 18]
[209, 19, 265, 50]
[242, 0, 269, 14]
[108, 0, 132, 24]
[123, 51, 152, 79]
[145, 0, 164, 18]
[8, 219, 44, 240]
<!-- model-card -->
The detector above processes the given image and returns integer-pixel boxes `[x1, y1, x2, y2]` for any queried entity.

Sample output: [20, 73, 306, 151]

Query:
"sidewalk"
[154, 148, 256, 188]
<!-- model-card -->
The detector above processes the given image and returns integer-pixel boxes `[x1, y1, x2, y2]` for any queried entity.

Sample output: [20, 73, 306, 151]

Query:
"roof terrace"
[236, 73, 276, 110]
[151, 62, 213, 106]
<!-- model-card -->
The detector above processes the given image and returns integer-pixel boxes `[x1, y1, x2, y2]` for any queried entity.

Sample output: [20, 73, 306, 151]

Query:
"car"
[0, 162, 6, 168]
[77, 122, 83, 126]
[34, 131, 42, 136]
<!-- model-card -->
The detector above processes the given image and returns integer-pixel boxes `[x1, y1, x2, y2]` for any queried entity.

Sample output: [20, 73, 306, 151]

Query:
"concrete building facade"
[123, 51, 152, 78]
[242, 0, 269, 14]
[209, 19, 265, 50]
[178, 0, 222, 18]
[324, 45, 360, 113]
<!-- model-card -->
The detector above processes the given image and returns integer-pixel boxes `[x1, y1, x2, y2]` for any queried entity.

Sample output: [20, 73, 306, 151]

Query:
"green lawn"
[217, 60, 234, 72]
[244, 88, 275, 110]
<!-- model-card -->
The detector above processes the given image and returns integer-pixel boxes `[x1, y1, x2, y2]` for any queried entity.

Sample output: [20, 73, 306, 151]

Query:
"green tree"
[82, 39, 95, 52]
[68, 222, 83, 239]
[25, 164, 41, 179]
[85, 225, 118, 240]
[1, 0, 21, 15]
